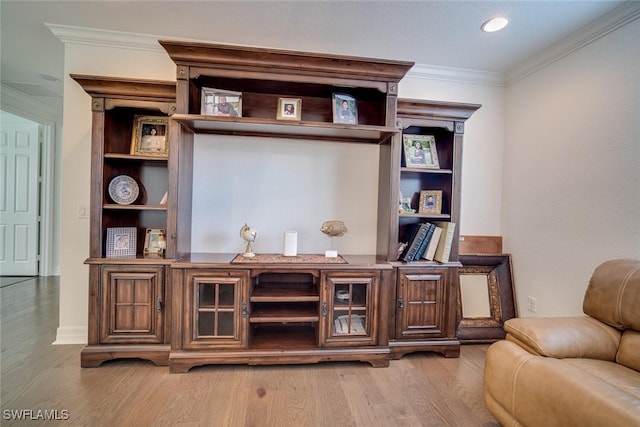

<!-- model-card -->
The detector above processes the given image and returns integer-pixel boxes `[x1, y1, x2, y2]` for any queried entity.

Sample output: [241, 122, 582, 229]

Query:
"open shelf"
[250, 325, 318, 349]
[103, 204, 167, 211]
[250, 303, 319, 323]
[251, 287, 319, 302]
[104, 153, 168, 162]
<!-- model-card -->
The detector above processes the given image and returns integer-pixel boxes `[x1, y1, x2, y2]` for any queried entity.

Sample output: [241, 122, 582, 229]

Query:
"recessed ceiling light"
[481, 16, 509, 33]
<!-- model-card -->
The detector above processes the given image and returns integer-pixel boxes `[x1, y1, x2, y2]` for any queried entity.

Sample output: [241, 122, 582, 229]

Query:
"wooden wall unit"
[75, 41, 481, 372]
[73, 76, 177, 367]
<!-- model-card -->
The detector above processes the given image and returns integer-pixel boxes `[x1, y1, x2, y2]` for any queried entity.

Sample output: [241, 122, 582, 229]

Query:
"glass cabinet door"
[321, 271, 379, 346]
[183, 270, 248, 349]
[197, 280, 237, 337]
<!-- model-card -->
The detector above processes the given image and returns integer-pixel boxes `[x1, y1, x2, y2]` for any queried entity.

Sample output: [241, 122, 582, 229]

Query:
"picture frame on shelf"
[403, 134, 439, 169]
[144, 228, 166, 256]
[332, 93, 357, 125]
[130, 116, 169, 158]
[419, 190, 443, 215]
[105, 227, 137, 258]
[276, 98, 302, 121]
[201, 87, 242, 117]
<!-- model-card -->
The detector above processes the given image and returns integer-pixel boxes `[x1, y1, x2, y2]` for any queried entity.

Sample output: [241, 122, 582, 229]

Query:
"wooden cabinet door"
[320, 271, 379, 347]
[100, 265, 165, 344]
[182, 270, 249, 350]
[396, 268, 454, 339]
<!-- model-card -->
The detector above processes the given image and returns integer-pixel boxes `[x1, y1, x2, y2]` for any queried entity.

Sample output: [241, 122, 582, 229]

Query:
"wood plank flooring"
[0, 277, 499, 426]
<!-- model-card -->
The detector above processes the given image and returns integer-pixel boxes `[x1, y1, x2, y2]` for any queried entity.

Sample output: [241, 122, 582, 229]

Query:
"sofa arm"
[504, 316, 621, 360]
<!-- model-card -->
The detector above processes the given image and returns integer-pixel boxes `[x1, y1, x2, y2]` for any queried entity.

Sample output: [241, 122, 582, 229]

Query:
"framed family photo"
[201, 87, 242, 117]
[105, 227, 137, 258]
[144, 228, 166, 256]
[277, 98, 302, 121]
[403, 134, 439, 169]
[130, 116, 169, 158]
[419, 190, 443, 215]
[332, 93, 358, 125]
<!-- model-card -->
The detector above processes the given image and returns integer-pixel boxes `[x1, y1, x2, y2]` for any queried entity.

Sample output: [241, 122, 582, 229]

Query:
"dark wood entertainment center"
[73, 40, 480, 372]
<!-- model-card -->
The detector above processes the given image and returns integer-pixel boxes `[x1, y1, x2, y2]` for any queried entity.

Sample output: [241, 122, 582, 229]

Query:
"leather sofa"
[484, 259, 640, 427]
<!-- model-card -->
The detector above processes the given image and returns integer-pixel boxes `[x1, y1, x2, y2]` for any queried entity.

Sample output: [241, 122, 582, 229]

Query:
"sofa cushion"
[617, 329, 640, 371]
[504, 316, 620, 360]
[484, 340, 640, 427]
[583, 259, 640, 331]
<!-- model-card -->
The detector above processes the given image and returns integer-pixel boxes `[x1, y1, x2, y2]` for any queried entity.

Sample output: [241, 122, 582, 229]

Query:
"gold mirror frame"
[457, 254, 517, 343]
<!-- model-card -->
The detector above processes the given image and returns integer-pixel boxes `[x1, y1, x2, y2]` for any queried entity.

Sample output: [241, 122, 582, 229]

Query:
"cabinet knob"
[155, 298, 163, 312]
[322, 301, 327, 317]
[397, 296, 404, 309]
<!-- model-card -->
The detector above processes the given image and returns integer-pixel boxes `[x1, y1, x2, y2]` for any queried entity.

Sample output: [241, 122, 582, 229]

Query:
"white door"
[0, 112, 40, 276]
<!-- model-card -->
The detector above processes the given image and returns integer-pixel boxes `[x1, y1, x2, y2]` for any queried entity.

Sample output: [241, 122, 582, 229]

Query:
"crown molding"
[0, 83, 62, 123]
[506, 1, 640, 86]
[45, 23, 165, 52]
[406, 64, 505, 87]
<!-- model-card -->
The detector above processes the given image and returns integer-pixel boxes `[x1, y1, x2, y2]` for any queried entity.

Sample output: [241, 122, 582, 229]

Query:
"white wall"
[399, 72, 505, 235]
[191, 135, 380, 255]
[502, 18, 640, 317]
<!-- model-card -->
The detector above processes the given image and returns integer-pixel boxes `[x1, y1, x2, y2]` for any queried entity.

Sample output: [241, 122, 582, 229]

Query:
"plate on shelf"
[335, 290, 350, 301]
[108, 175, 139, 205]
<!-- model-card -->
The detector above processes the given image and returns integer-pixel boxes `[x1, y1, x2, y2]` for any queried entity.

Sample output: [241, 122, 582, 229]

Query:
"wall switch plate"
[527, 296, 537, 313]
[78, 204, 89, 219]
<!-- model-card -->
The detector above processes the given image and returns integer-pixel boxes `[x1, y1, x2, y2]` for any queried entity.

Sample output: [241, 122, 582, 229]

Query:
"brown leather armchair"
[484, 259, 640, 427]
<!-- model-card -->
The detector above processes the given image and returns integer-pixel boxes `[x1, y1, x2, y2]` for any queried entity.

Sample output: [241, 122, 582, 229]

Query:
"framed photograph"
[332, 93, 358, 125]
[276, 98, 302, 121]
[201, 88, 242, 117]
[105, 227, 137, 258]
[130, 116, 169, 158]
[403, 134, 439, 169]
[419, 190, 443, 215]
[144, 228, 166, 256]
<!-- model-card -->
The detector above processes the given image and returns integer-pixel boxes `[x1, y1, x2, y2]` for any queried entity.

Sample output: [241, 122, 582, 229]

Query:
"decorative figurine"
[321, 220, 347, 257]
[239, 223, 257, 257]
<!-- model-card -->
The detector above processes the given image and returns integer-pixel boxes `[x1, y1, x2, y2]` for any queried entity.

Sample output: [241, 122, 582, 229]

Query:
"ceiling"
[0, 0, 634, 109]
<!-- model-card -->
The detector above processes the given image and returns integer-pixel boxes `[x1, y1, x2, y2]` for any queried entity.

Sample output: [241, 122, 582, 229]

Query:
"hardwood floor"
[0, 277, 499, 427]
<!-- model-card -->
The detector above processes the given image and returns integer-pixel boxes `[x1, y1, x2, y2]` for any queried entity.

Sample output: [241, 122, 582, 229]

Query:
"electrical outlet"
[527, 296, 537, 313]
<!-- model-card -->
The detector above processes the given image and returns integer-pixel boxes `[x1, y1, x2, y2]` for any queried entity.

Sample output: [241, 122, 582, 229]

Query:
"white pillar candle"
[283, 231, 298, 256]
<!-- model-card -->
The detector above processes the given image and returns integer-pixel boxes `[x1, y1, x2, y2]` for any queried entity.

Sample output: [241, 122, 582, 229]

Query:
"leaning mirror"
[456, 254, 517, 342]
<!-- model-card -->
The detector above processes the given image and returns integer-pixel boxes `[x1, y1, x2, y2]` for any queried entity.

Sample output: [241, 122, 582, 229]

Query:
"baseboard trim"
[53, 326, 87, 345]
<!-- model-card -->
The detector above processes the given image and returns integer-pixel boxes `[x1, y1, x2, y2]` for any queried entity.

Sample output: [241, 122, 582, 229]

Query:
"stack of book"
[398, 221, 456, 263]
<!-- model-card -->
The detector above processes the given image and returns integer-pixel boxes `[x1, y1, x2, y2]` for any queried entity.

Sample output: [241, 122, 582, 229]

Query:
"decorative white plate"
[108, 175, 139, 205]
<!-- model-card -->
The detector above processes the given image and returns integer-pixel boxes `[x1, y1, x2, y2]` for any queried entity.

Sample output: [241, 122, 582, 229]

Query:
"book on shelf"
[422, 225, 443, 261]
[399, 222, 435, 262]
[414, 222, 436, 260]
[433, 221, 456, 263]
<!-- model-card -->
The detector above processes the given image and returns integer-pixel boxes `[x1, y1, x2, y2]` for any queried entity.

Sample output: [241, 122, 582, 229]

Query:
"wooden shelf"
[399, 213, 451, 220]
[400, 167, 453, 174]
[250, 303, 319, 323]
[104, 153, 168, 162]
[103, 204, 167, 211]
[251, 287, 319, 302]
[172, 114, 398, 144]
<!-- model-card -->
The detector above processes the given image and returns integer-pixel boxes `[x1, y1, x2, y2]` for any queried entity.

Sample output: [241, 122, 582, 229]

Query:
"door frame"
[1, 84, 59, 276]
